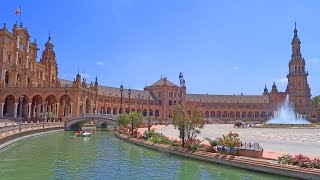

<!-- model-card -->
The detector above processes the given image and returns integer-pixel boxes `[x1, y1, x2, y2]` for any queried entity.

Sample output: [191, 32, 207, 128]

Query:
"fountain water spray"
[266, 94, 310, 124]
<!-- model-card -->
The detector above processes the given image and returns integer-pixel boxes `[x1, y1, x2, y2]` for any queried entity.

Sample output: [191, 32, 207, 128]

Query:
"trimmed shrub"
[277, 154, 292, 165]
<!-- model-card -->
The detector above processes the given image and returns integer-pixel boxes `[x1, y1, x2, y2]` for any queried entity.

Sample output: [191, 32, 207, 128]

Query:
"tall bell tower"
[40, 35, 58, 86]
[286, 23, 312, 116]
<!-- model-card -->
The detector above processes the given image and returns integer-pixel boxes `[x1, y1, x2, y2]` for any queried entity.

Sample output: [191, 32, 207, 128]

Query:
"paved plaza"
[157, 124, 320, 158]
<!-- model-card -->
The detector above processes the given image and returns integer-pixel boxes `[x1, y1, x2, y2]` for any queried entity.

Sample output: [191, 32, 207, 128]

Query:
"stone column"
[42, 103, 45, 116]
[33, 105, 36, 118]
[0, 103, 4, 118]
[14, 103, 18, 118]
[15, 52, 18, 65]
[28, 103, 31, 118]
[2, 48, 5, 62]
[70, 103, 73, 116]
[56, 103, 60, 118]
[83, 98, 86, 114]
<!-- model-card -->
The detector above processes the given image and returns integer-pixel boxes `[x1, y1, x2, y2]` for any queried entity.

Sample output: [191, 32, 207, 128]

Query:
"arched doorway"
[113, 108, 117, 115]
[59, 95, 70, 119]
[31, 95, 42, 120]
[17, 95, 29, 119]
[3, 95, 15, 118]
[46, 95, 58, 121]
[85, 98, 90, 113]
[107, 107, 111, 114]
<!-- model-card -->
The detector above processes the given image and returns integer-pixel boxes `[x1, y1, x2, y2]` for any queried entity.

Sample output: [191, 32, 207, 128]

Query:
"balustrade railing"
[0, 121, 64, 137]
[240, 142, 263, 151]
[66, 113, 118, 121]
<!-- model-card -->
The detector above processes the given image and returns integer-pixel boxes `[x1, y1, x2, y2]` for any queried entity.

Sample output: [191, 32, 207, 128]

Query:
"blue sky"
[1, 0, 320, 96]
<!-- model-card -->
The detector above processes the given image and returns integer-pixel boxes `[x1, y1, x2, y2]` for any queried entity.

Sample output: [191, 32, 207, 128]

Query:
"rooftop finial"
[48, 31, 51, 41]
[294, 21, 298, 37]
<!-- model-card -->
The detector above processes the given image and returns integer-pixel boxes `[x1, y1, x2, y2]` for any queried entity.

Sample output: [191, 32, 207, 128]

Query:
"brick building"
[0, 22, 318, 123]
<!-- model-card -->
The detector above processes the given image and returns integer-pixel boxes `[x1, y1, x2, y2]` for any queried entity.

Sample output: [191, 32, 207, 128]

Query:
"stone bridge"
[64, 113, 118, 130]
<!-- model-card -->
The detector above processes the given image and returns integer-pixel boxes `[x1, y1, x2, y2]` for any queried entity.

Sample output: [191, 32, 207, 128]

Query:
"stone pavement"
[157, 124, 320, 159]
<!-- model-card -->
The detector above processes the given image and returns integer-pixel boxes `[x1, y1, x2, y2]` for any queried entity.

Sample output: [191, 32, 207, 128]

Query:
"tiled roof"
[98, 85, 154, 100]
[150, 77, 177, 87]
[187, 94, 270, 103]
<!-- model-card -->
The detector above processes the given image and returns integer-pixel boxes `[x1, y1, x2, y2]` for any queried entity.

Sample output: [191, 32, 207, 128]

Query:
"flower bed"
[277, 154, 320, 169]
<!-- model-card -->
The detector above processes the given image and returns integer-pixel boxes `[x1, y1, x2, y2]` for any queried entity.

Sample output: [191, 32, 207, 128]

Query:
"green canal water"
[0, 130, 294, 180]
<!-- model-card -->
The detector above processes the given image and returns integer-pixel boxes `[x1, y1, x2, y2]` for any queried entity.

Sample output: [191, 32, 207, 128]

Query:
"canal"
[0, 130, 293, 180]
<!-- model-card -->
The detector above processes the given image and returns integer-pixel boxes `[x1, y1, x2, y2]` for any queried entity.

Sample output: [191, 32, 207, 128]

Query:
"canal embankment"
[0, 122, 64, 150]
[115, 132, 320, 180]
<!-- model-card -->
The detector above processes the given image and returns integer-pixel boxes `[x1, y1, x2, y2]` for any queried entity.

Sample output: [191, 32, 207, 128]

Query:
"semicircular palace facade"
[0, 22, 318, 123]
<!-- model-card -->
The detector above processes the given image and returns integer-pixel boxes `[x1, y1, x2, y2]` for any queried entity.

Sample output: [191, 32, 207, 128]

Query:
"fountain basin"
[256, 123, 316, 128]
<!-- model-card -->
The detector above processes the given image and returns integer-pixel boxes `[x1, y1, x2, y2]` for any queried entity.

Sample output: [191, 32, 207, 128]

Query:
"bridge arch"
[65, 114, 118, 130]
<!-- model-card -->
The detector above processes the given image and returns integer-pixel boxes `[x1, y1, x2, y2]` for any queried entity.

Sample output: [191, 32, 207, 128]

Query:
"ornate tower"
[263, 84, 269, 95]
[286, 23, 312, 115]
[40, 35, 58, 86]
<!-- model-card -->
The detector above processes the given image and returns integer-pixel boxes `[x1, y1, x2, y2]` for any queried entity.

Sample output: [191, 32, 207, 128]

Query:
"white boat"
[82, 132, 91, 137]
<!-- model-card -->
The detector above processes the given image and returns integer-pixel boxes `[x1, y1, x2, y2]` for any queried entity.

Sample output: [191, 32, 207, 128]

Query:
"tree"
[129, 112, 143, 129]
[172, 105, 205, 148]
[312, 96, 320, 112]
[117, 113, 130, 127]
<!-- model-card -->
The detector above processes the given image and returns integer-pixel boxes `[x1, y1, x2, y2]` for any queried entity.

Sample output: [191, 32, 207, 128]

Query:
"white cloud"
[96, 61, 104, 66]
[233, 66, 239, 70]
[80, 73, 90, 78]
[275, 77, 287, 84]
[309, 57, 320, 65]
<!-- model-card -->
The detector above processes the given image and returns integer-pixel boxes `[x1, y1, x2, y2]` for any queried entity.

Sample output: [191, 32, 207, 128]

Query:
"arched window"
[236, 112, 240, 118]
[143, 109, 147, 116]
[255, 111, 260, 118]
[223, 111, 227, 117]
[205, 111, 209, 118]
[155, 110, 159, 117]
[211, 111, 215, 118]
[5, 71, 9, 85]
[242, 112, 246, 118]
[149, 109, 154, 116]
[217, 111, 221, 118]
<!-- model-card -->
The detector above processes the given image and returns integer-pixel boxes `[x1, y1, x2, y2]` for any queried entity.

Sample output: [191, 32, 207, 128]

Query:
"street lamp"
[120, 84, 123, 114]
[64, 84, 68, 119]
[138, 93, 141, 113]
[128, 88, 131, 114]
[148, 90, 151, 131]
[181, 109, 185, 148]
[19, 95, 24, 120]
[141, 96, 144, 113]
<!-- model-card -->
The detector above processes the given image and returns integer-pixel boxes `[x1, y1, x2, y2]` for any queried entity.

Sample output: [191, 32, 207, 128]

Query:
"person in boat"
[76, 129, 81, 136]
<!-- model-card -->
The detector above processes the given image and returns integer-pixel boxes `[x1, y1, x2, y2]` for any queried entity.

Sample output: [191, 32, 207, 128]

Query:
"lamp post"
[19, 95, 24, 120]
[128, 88, 131, 114]
[120, 84, 123, 114]
[138, 93, 141, 113]
[64, 84, 68, 119]
[180, 109, 185, 148]
[148, 90, 151, 131]
[141, 96, 144, 114]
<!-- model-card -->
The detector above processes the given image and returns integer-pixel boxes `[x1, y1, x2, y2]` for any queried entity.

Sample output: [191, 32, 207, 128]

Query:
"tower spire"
[294, 21, 298, 37]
